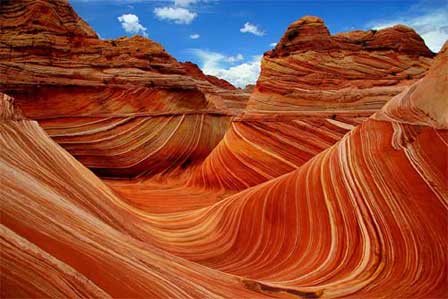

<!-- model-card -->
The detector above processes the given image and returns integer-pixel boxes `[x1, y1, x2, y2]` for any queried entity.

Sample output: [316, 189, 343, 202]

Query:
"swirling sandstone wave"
[1, 1, 447, 297]
[40, 114, 231, 177]
[0, 93, 273, 299]
[187, 116, 356, 190]
[116, 46, 448, 297]
[0, 0, 248, 178]
[188, 16, 435, 191]
[1, 44, 446, 298]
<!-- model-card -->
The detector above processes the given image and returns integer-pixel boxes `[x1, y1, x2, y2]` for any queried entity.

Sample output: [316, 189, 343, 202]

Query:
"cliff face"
[249, 16, 434, 115]
[0, 0, 247, 116]
[0, 0, 249, 177]
[188, 16, 435, 191]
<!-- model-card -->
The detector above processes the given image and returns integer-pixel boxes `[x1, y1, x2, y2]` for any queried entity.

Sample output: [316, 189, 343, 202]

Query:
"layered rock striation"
[0, 92, 268, 299]
[112, 44, 448, 297]
[249, 16, 434, 115]
[0, 0, 247, 116]
[0, 0, 248, 177]
[188, 16, 436, 190]
[1, 1, 447, 297]
[1, 44, 447, 298]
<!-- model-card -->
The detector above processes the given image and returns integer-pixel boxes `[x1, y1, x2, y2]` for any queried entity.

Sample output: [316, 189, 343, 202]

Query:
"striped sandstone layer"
[0, 0, 248, 178]
[1, 1, 446, 297]
[1, 43, 447, 298]
[0, 93, 271, 299]
[187, 16, 435, 191]
[247, 16, 434, 115]
[110, 44, 448, 297]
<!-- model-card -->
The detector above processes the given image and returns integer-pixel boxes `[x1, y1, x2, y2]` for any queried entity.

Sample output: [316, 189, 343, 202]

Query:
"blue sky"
[69, 0, 448, 87]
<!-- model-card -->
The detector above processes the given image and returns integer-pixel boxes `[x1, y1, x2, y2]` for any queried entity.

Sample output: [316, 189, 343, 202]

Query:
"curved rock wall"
[0, 0, 248, 178]
[1, 1, 447, 297]
[188, 16, 435, 191]
[1, 47, 446, 297]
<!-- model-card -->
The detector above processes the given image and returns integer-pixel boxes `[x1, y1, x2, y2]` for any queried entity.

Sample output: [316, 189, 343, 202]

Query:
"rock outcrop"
[1, 1, 447, 297]
[1, 43, 447, 298]
[250, 16, 434, 115]
[0, 0, 249, 177]
[0, 93, 24, 120]
[0, 0, 246, 116]
[0, 92, 266, 299]
[188, 16, 435, 190]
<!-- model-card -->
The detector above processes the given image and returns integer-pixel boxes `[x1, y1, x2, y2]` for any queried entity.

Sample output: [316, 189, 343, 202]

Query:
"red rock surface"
[0, 0, 248, 177]
[0, 0, 246, 116]
[188, 16, 435, 191]
[1, 1, 447, 298]
[249, 17, 433, 115]
[0, 92, 269, 298]
[1, 45, 447, 298]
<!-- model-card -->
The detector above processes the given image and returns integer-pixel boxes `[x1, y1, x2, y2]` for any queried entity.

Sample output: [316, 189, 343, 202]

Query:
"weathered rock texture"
[188, 16, 435, 190]
[0, 92, 267, 299]
[0, 0, 248, 177]
[0, 0, 247, 116]
[1, 44, 447, 298]
[1, 1, 447, 297]
[249, 16, 434, 115]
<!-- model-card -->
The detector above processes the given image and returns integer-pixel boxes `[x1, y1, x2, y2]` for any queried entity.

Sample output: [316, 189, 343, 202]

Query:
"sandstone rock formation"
[0, 0, 246, 116]
[1, 44, 447, 298]
[0, 0, 248, 177]
[1, 0, 447, 298]
[188, 16, 435, 190]
[158, 46, 448, 298]
[250, 16, 434, 115]
[0, 92, 268, 299]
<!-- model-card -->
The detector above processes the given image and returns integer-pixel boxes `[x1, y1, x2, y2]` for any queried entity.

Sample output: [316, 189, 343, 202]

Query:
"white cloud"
[117, 14, 147, 37]
[240, 22, 265, 36]
[174, 0, 199, 6]
[367, 7, 448, 52]
[225, 53, 244, 63]
[154, 6, 197, 24]
[269, 42, 277, 47]
[190, 33, 200, 39]
[189, 49, 261, 87]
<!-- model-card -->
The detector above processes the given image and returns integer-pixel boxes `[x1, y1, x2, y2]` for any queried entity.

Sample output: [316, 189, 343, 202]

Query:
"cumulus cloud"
[240, 22, 265, 36]
[225, 53, 244, 63]
[117, 14, 147, 36]
[190, 33, 200, 39]
[174, 0, 199, 6]
[269, 42, 277, 47]
[154, 6, 197, 24]
[154, 0, 204, 24]
[189, 49, 261, 87]
[367, 7, 448, 52]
